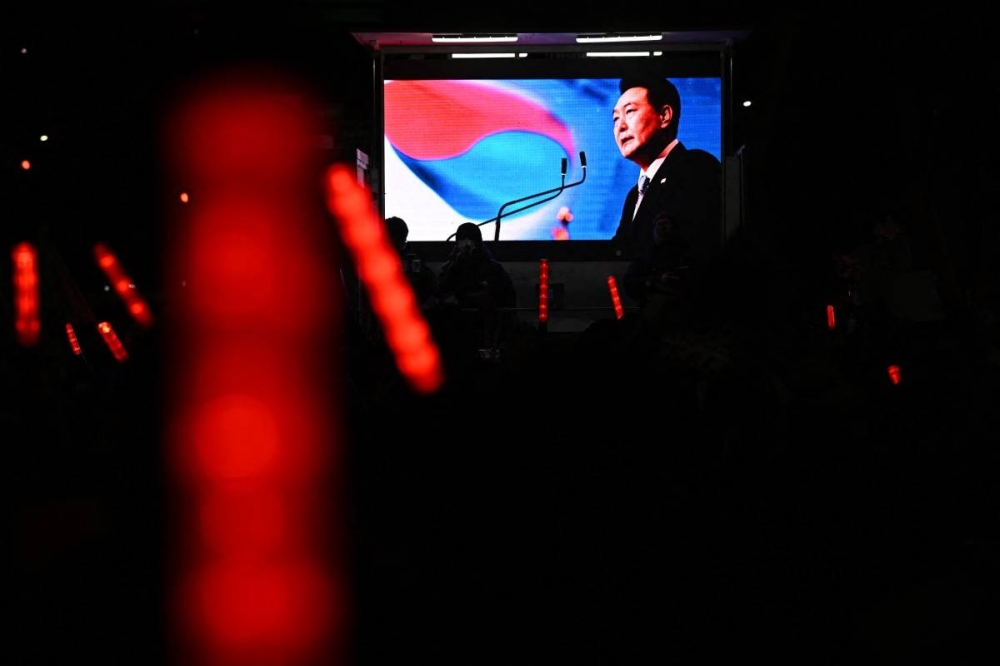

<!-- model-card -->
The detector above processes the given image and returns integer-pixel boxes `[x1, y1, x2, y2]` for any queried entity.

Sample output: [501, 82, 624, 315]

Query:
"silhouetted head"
[385, 216, 408, 254]
[454, 222, 483, 252]
[455, 222, 482, 243]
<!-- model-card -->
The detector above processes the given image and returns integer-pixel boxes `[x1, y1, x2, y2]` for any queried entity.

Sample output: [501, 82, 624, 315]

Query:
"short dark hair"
[455, 222, 483, 244]
[619, 76, 681, 135]
[385, 215, 408, 248]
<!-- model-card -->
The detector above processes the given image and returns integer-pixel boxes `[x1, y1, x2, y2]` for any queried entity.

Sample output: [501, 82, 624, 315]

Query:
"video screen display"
[382, 73, 722, 242]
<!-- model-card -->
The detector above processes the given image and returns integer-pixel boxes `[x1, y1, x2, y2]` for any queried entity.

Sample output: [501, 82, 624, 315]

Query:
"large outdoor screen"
[379, 54, 723, 244]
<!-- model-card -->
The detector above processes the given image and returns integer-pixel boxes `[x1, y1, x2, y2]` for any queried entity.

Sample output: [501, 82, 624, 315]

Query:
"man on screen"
[611, 75, 722, 322]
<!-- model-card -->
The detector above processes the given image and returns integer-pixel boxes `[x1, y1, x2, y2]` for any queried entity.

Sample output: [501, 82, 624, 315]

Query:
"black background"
[4, 4, 998, 664]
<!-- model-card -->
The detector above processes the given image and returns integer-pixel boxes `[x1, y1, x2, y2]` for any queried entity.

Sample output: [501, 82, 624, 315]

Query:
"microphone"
[490, 152, 588, 241]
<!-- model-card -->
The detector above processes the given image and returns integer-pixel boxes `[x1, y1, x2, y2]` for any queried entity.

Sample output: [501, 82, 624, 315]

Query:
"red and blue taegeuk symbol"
[384, 80, 576, 220]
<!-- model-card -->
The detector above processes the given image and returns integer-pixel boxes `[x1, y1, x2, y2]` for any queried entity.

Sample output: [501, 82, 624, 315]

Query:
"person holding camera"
[425, 222, 517, 379]
[385, 215, 438, 309]
[434, 222, 516, 311]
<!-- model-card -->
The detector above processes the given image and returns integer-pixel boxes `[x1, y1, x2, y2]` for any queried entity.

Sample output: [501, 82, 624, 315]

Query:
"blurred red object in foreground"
[161, 66, 347, 666]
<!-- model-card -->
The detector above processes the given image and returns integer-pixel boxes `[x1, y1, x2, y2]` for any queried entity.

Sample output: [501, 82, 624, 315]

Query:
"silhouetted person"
[342, 216, 439, 408]
[385, 215, 438, 308]
[435, 222, 516, 310]
[426, 222, 517, 380]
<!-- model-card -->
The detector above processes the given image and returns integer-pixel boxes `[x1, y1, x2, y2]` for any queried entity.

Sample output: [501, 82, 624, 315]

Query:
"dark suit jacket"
[611, 141, 722, 305]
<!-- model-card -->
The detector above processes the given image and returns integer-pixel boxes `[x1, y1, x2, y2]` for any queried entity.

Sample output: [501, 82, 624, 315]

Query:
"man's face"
[613, 86, 670, 163]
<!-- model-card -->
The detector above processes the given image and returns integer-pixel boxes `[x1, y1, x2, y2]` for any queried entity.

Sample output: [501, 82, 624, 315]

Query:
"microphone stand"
[492, 152, 587, 242]
[444, 152, 588, 241]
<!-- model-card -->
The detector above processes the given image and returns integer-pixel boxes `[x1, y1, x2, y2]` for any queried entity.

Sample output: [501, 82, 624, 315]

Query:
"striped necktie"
[633, 175, 650, 219]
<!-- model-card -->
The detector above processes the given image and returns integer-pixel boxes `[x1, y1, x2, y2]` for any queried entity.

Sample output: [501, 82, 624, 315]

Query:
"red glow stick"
[12, 242, 40, 346]
[163, 68, 346, 666]
[65, 322, 83, 355]
[538, 258, 549, 324]
[94, 242, 154, 329]
[607, 275, 624, 319]
[96, 321, 128, 362]
[323, 164, 444, 395]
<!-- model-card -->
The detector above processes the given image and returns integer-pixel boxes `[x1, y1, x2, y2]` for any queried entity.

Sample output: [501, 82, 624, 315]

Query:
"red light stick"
[96, 321, 128, 362]
[65, 322, 82, 355]
[538, 258, 549, 324]
[12, 242, 40, 346]
[323, 164, 444, 395]
[94, 242, 154, 329]
[163, 69, 346, 666]
[607, 275, 624, 320]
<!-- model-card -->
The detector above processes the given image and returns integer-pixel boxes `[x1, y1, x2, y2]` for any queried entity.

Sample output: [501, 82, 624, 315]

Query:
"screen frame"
[368, 42, 735, 262]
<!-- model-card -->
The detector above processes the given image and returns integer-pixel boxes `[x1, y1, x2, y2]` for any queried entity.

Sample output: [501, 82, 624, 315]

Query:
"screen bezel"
[371, 46, 730, 262]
